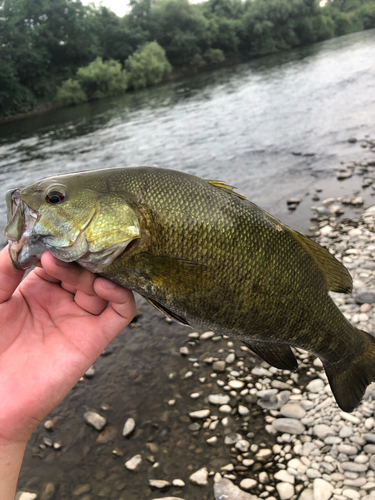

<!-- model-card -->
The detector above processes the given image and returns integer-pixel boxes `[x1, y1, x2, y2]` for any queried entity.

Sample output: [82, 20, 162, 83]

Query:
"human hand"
[0, 246, 136, 447]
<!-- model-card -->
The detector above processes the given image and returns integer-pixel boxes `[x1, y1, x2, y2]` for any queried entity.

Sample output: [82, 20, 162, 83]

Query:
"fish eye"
[46, 190, 65, 204]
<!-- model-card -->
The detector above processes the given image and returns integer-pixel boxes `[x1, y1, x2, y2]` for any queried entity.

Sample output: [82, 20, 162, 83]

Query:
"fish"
[5, 166, 375, 412]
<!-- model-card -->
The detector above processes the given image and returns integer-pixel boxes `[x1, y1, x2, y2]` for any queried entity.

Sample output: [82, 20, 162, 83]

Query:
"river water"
[3, 29, 375, 500]
[1, 30, 375, 243]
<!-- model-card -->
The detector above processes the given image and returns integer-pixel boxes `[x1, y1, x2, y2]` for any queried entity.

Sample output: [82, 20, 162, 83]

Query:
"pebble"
[313, 478, 334, 500]
[209, 394, 230, 405]
[306, 379, 324, 393]
[200, 331, 215, 340]
[214, 478, 253, 500]
[122, 417, 135, 437]
[313, 424, 334, 438]
[149, 479, 170, 489]
[84, 365, 96, 378]
[271, 418, 305, 435]
[212, 360, 226, 372]
[238, 405, 250, 416]
[189, 467, 208, 486]
[189, 409, 210, 419]
[16, 494, 38, 500]
[280, 403, 306, 419]
[224, 433, 242, 445]
[172, 479, 185, 487]
[83, 411, 106, 431]
[228, 380, 245, 389]
[125, 454, 142, 471]
[239, 478, 257, 490]
[276, 482, 295, 500]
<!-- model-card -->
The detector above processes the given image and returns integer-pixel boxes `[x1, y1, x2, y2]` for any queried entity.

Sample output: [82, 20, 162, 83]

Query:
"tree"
[126, 41, 172, 89]
[76, 58, 128, 100]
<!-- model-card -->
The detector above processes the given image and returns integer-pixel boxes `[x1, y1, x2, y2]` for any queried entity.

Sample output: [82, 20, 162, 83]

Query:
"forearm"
[0, 441, 27, 500]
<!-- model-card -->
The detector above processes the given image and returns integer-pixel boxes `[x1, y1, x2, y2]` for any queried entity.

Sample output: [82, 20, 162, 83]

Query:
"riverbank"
[15, 139, 375, 500]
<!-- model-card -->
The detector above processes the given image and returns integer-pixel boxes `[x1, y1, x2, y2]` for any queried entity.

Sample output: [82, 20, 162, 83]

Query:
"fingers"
[40, 252, 97, 296]
[0, 246, 25, 304]
[94, 278, 137, 341]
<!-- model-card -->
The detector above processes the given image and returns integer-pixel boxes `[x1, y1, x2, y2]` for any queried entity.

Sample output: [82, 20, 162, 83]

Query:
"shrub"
[125, 42, 172, 90]
[204, 48, 226, 64]
[77, 57, 128, 100]
[56, 79, 87, 107]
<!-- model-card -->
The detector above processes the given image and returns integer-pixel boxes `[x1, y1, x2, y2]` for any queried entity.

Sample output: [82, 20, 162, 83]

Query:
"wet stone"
[272, 418, 305, 435]
[122, 418, 135, 437]
[83, 411, 106, 431]
[189, 409, 210, 419]
[239, 478, 257, 490]
[149, 479, 170, 490]
[212, 360, 226, 372]
[125, 454, 142, 471]
[224, 433, 242, 445]
[16, 494, 38, 500]
[214, 478, 253, 500]
[189, 467, 208, 486]
[208, 394, 230, 405]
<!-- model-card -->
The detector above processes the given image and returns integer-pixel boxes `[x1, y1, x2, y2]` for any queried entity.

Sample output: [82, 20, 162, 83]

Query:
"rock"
[276, 482, 295, 500]
[125, 454, 142, 471]
[212, 360, 226, 372]
[225, 352, 236, 364]
[274, 470, 295, 483]
[313, 478, 334, 500]
[342, 489, 360, 499]
[355, 292, 375, 305]
[189, 467, 208, 486]
[73, 484, 91, 496]
[257, 390, 291, 410]
[16, 494, 38, 500]
[180, 346, 189, 356]
[239, 478, 257, 490]
[341, 462, 368, 472]
[189, 409, 210, 419]
[299, 489, 314, 500]
[149, 479, 171, 490]
[351, 196, 364, 206]
[172, 479, 185, 487]
[207, 436, 218, 445]
[44, 419, 57, 431]
[348, 137, 357, 143]
[235, 439, 250, 452]
[153, 498, 186, 500]
[122, 418, 136, 437]
[219, 404, 232, 413]
[209, 394, 230, 405]
[255, 448, 272, 462]
[271, 418, 305, 435]
[280, 403, 306, 419]
[84, 411, 106, 431]
[337, 170, 353, 180]
[225, 433, 242, 445]
[84, 364, 96, 378]
[228, 380, 244, 389]
[200, 331, 215, 340]
[306, 379, 324, 393]
[40, 484, 56, 500]
[96, 425, 117, 443]
[214, 478, 253, 500]
[287, 197, 302, 205]
[313, 424, 334, 438]
[238, 405, 250, 416]
[320, 225, 333, 236]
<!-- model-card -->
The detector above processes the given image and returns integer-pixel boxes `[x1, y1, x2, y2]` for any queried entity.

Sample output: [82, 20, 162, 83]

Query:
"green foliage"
[2, 0, 375, 116]
[76, 58, 128, 100]
[56, 79, 87, 107]
[126, 42, 172, 90]
[204, 48, 226, 64]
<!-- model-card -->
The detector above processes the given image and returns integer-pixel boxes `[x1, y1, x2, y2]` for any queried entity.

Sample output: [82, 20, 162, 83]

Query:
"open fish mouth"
[5, 189, 43, 269]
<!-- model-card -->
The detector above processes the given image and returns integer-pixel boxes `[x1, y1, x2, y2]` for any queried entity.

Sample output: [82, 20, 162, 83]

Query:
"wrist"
[0, 440, 27, 500]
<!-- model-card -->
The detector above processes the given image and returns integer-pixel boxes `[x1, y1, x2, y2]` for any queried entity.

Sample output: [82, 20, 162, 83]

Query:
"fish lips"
[5, 189, 45, 269]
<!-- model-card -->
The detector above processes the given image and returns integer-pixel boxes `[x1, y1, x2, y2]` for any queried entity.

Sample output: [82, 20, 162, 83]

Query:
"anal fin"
[244, 342, 298, 371]
[145, 297, 190, 327]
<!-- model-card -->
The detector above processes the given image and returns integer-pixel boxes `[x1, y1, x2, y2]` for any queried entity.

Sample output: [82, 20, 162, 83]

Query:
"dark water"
[1, 30, 375, 242]
[3, 29, 375, 499]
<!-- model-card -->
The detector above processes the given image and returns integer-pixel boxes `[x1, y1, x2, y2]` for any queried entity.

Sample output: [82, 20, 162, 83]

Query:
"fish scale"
[5, 166, 375, 412]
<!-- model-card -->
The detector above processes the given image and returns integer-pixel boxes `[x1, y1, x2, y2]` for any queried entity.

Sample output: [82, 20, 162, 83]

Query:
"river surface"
[1, 29, 375, 242]
[3, 29, 375, 500]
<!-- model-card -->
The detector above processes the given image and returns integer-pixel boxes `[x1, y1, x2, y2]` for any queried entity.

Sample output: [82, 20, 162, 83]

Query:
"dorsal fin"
[207, 180, 246, 200]
[292, 231, 352, 294]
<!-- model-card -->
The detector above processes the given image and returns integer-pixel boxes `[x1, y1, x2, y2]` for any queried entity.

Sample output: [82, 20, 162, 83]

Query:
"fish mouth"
[5, 189, 43, 269]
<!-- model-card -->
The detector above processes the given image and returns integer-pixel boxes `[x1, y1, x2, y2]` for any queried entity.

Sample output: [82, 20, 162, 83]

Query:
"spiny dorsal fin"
[207, 180, 246, 200]
[244, 342, 298, 371]
[292, 231, 352, 294]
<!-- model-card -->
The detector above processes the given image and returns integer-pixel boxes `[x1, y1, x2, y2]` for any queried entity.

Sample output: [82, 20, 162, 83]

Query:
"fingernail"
[99, 278, 117, 289]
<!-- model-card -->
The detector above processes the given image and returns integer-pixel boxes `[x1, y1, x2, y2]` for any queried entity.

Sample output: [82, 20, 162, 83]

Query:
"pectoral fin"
[244, 342, 298, 371]
[145, 297, 190, 326]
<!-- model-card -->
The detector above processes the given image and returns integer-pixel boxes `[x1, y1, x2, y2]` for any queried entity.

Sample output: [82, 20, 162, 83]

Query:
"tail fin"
[323, 329, 375, 413]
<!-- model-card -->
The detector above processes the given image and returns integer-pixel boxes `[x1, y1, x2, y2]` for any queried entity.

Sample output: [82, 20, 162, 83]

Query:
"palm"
[0, 249, 136, 445]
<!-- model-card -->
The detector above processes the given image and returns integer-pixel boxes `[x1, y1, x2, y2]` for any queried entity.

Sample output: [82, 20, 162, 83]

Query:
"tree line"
[1, 0, 375, 117]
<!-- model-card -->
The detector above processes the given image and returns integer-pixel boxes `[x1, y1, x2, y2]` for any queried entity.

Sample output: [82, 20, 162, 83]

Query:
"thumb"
[0, 246, 25, 304]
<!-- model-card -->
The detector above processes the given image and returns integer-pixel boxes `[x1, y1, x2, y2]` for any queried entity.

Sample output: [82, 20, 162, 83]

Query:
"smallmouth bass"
[5, 166, 375, 412]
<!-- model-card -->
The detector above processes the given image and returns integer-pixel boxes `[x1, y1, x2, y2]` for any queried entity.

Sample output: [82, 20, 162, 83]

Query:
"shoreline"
[16, 139, 375, 500]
